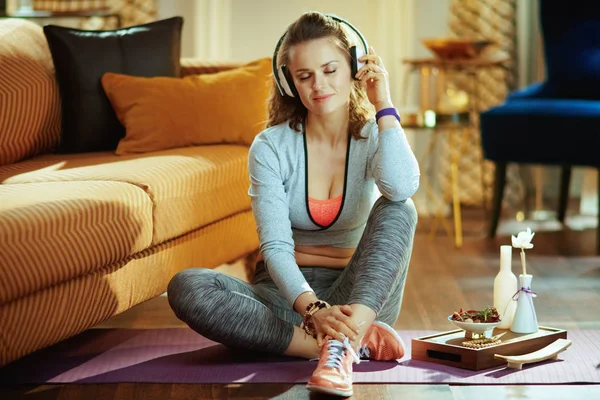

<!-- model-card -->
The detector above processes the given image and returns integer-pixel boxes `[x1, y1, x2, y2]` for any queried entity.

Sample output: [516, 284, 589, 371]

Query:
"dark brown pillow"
[43, 17, 183, 153]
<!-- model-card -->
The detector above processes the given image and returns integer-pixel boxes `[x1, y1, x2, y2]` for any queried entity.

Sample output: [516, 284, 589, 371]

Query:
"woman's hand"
[311, 305, 360, 348]
[355, 46, 394, 111]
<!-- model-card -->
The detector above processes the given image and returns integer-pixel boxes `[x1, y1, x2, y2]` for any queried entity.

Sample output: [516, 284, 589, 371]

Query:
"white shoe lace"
[309, 337, 362, 378]
[357, 343, 371, 360]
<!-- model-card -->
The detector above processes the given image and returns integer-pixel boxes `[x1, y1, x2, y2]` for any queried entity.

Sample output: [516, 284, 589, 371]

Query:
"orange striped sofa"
[0, 19, 259, 366]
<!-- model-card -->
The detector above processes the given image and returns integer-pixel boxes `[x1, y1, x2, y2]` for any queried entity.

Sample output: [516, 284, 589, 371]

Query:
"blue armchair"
[480, 0, 600, 253]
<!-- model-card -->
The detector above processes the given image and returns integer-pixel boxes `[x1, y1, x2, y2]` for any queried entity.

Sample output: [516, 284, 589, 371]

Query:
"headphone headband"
[272, 13, 369, 97]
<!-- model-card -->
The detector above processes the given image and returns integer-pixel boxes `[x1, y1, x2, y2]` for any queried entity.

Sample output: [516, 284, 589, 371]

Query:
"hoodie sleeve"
[367, 122, 420, 201]
[247, 133, 314, 307]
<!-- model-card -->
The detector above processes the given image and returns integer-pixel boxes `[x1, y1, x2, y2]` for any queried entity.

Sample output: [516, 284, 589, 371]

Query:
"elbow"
[380, 176, 420, 202]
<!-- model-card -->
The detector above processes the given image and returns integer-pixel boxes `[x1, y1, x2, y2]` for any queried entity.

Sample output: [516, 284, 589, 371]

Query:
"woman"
[168, 11, 420, 397]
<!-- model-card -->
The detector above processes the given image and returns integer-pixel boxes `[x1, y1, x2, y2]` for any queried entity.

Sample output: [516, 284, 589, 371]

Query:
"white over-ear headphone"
[272, 14, 369, 98]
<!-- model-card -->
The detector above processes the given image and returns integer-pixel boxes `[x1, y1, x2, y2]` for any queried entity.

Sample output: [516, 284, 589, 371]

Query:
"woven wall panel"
[433, 0, 524, 209]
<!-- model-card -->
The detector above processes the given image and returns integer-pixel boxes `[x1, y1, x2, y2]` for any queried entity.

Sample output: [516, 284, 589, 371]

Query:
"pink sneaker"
[358, 321, 405, 361]
[306, 337, 360, 397]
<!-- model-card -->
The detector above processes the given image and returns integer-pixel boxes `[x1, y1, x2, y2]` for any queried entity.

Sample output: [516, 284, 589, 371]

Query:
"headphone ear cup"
[350, 45, 366, 80]
[278, 65, 298, 98]
[276, 66, 288, 96]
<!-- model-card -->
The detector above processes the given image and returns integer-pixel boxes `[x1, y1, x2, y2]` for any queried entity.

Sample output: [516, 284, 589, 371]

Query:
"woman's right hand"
[311, 305, 360, 348]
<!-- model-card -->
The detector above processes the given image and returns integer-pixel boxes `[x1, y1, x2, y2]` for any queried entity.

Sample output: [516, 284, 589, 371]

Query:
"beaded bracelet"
[300, 300, 331, 338]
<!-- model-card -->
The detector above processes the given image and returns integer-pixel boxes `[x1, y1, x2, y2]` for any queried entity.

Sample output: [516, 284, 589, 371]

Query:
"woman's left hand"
[355, 46, 393, 110]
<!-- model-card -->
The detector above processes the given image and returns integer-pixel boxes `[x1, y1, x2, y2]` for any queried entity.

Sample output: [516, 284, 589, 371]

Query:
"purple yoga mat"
[1, 328, 599, 384]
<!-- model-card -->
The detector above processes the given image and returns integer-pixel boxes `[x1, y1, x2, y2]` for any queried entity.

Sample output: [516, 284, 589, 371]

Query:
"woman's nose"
[312, 73, 326, 90]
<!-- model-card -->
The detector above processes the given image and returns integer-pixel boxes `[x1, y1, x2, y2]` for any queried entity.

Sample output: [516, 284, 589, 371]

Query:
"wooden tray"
[411, 326, 568, 371]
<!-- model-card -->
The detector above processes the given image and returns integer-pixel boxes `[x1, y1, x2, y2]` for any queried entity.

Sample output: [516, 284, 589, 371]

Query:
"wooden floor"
[2, 206, 600, 399]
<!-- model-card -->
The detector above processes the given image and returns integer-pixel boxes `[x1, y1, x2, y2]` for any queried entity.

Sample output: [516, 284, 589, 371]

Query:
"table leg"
[452, 127, 471, 248]
[451, 162, 463, 248]
[425, 129, 457, 243]
[418, 130, 454, 241]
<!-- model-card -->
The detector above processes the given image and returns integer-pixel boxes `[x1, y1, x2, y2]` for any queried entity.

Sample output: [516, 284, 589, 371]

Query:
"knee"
[167, 268, 213, 316]
[399, 198, 418, 228]
[372, 196, 418, 232]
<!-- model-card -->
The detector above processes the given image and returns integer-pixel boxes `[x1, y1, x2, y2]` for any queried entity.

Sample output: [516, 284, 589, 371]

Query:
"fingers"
[355, 46, 386, 81]
[317, 332, 325, 348]
[355, 63, 385, 82]
[359, 69, 384, 88]
[359, 54, 384, 67]
[325, 317, 355, 341]
[323, 324, 347, 343]
[313, 309, 342, 343]
[334, 308, 360, 335]
[360, 71, 375, 87]
[312, 305, 363, 345]
[331, 308, 360, 341]
[359, 46, 385, 67]
[340, 304, 353, 316]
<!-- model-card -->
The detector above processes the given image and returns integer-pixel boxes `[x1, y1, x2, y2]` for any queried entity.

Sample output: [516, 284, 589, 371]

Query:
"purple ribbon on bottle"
[512, 286, 537, 301]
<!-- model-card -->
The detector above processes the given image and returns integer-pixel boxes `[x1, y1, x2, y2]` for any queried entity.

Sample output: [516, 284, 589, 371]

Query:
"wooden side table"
[402, 56, 510, 248]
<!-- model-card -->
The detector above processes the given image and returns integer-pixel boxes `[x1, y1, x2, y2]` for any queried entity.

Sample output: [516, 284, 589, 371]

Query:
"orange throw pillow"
[101, 57, 272, 155]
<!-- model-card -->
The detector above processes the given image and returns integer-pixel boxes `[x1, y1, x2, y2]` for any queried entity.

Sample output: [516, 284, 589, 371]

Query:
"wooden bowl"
[422, 38, 493, 60]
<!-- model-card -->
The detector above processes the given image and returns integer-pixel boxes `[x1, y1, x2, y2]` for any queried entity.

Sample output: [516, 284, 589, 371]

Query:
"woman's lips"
[313, 94, 333, 102]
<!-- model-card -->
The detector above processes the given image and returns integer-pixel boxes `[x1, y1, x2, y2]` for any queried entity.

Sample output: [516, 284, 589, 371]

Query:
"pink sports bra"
[307, 195, 342, 227]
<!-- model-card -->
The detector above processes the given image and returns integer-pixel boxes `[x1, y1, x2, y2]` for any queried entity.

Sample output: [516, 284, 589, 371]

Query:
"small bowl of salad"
[448, 307, 501, 338]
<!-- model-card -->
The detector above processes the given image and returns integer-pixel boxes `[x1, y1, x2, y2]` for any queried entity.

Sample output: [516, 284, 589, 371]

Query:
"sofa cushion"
[43, 17, 183, 154]
[0, 145, 252, 245]
[100, 57, 272, 155]
[0, 19, 61, 167]
[0, 181, 153, 305]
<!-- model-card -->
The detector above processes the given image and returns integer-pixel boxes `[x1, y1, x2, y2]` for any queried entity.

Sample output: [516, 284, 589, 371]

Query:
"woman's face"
[287, 37, 353, 116]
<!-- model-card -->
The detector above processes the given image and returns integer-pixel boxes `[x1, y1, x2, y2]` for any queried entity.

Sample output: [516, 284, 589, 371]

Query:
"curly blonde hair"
[266, 12, 373, 140]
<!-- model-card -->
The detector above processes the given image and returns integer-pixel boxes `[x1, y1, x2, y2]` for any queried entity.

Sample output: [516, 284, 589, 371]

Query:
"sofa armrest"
[180, 58, 244, 77]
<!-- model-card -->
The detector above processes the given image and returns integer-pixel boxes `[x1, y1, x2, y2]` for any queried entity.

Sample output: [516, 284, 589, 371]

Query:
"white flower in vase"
[511, 227, 535, 249]
[511, 227, 535, 275]
[510, 227, 538, 333]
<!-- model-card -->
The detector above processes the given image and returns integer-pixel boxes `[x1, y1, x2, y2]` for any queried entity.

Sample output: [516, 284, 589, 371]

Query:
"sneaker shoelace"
[357, 343, 370, 359]
[311, 337, 361, 375]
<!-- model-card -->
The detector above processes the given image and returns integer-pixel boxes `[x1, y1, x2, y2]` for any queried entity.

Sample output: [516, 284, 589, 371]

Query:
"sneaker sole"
[306, 383, 353, 397]
[373, 320, 406, 359]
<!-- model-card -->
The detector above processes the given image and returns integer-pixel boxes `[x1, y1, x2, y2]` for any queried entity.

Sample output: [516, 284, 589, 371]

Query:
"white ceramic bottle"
[494, 245, 518, 329]
[511, 274, 539, 334]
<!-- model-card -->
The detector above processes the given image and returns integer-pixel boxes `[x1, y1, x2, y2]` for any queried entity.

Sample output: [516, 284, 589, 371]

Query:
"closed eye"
[298, 70, 337, 81]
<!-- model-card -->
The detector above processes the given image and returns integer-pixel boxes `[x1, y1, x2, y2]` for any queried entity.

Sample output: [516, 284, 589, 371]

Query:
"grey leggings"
[168, 196, 418, 355]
